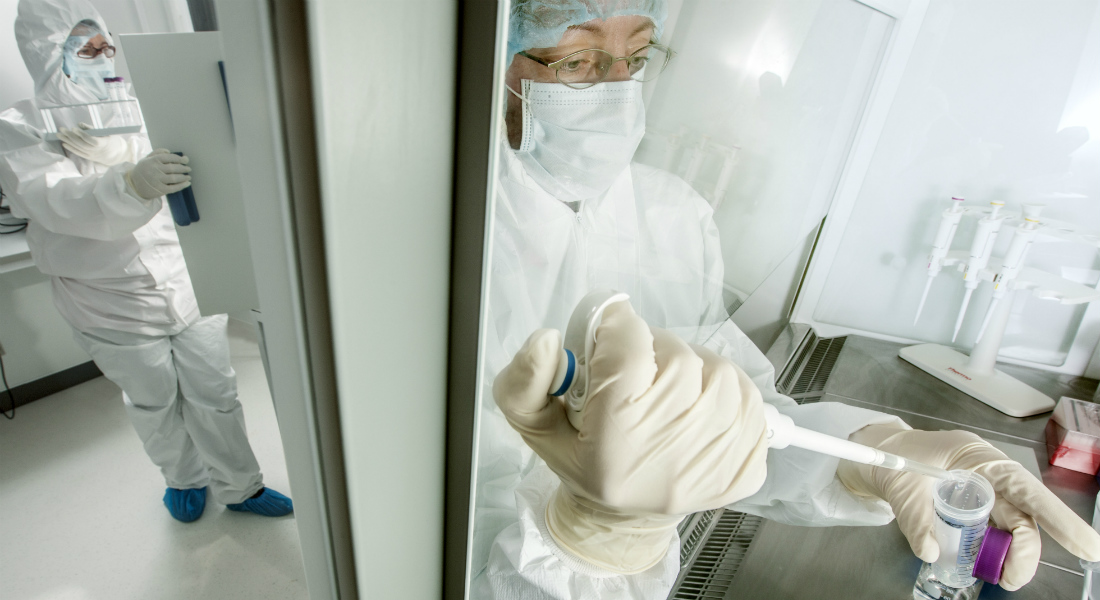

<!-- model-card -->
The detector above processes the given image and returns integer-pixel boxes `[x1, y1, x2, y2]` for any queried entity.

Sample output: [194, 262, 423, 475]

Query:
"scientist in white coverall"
[0, 0, 292, 522]
[474, 1, 1100, 598]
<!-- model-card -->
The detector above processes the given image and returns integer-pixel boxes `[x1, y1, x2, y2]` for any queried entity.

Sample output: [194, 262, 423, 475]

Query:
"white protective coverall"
[0, 0, 263, 504]
[471, 134, 907, 599]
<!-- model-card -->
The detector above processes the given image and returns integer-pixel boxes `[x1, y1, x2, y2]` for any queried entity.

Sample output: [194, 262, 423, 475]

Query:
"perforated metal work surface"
[669, 510, 763, 600]
[776, 332, 847, 403]
[677, 509, 721, 565]
[777, 330, 818, 393]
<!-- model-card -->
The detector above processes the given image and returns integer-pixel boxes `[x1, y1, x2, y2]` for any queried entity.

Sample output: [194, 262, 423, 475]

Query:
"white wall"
[1, 0, 35, 110]
[810, 0, 1100, 369]
[307, 1, 455, 597]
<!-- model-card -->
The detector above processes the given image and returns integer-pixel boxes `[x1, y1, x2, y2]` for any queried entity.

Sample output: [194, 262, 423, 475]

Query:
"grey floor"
[0, 319, 309, 600]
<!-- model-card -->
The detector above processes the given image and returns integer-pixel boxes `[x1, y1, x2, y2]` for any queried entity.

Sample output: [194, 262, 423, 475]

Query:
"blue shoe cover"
[163, 487, 206, 523]
[226, 487, 294, 517]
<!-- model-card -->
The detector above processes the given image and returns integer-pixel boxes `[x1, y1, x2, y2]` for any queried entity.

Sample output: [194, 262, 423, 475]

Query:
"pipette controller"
[763, 405, 958, 480]
[975, 204, 1042, 341]
[547, 289, 631, 429]
[952, 201, 1006, 341]
[915, 197, 966, 325]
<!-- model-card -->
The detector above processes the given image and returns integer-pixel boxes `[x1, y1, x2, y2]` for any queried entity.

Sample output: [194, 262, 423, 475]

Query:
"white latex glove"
[493, 301, 770, 574]
[56, 123, 131, 166]
[125, 149, 191, 200]
[837, 425, 1100, 591]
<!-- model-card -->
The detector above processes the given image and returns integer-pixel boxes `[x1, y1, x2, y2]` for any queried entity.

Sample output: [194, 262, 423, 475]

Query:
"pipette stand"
[902, 201, 1100, 418]
[900, 290, 1055, 418]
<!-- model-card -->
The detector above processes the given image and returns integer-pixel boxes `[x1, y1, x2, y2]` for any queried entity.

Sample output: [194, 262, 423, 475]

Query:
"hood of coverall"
[15, 0, 114, 107]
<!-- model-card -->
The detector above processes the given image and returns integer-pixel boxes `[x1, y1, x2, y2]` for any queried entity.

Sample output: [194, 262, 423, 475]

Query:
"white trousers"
[73, 314, 264, 504]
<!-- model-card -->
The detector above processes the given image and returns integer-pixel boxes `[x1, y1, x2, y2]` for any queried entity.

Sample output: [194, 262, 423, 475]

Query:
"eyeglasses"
[76, 44, 116, 59]
[518, 43, 674, 90]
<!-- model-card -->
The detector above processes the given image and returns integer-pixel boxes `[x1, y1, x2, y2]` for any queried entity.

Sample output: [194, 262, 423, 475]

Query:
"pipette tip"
[952, 289, 973, 342]
[886, 452, 962, 481]
[976, 297, 1000, 342]
[914, 277, 934, 325]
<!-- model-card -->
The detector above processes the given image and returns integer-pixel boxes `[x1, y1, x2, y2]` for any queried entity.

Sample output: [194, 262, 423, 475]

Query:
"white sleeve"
[121, 132, 153, 165]
[0, 125, 160, 241]
[479, 464, 680, 600]
[694, 206, 905, 527]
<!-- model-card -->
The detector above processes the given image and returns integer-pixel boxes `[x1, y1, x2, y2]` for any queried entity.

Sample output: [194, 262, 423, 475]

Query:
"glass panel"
[813, 0, 1100, 366]
[39, 99, 143, 139]
[468, 0, 891, 595]
[640, 0, 891, 314]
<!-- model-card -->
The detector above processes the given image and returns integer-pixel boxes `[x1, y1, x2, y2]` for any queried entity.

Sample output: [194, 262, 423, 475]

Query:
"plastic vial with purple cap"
[913, 470, 1009, 600]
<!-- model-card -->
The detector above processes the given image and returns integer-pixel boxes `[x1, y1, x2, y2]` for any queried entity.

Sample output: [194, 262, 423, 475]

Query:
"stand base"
[899, 344, 1055, 417]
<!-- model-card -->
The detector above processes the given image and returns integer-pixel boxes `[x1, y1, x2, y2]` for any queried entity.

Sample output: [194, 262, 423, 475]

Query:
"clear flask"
[913, 471, 995, 600]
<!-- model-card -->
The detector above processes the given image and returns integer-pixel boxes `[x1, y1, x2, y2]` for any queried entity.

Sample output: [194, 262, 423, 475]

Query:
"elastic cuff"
[847, 422, 910, 447]
[543, 488, 675, 575]
[536, 493, 625, 578]
[226, 482, 266, 505]
[165, 478, 209, 490]
[121, 169, 149, 203]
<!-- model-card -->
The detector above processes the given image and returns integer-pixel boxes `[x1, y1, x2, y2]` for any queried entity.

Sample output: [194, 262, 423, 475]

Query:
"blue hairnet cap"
[508, 0, 668, 64]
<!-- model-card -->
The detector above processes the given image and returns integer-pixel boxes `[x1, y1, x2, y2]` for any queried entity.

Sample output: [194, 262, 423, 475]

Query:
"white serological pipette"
[915, 197, 967, 325]
[975, 204, 1042, 341]
[763, 405, 957, 480]
[550, 291, 958, 481]
[953, 200, 1006, 341]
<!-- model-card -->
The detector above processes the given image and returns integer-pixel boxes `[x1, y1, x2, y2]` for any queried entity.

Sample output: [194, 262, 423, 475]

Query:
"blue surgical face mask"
[62, 35, 115, 100]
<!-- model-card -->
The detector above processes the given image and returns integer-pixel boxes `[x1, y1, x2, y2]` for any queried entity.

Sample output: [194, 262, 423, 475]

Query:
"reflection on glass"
[639, 0, 891, 316]
[472, 1, 893, 597]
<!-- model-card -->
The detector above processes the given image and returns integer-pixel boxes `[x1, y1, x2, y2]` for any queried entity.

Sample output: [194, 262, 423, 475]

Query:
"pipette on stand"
[975, 204, 1042, 341]
[915, 197, 967, 324]
[953, 201, 1006, 341]
[763, 405, 958, 480]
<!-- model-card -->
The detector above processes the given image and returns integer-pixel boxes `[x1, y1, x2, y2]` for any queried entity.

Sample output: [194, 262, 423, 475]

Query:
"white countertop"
[0, 228, 34, 273]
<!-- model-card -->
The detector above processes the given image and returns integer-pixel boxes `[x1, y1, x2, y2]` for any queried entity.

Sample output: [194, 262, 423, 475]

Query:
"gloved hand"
[493, 301, 770, 574]
[125, 149, 191, 200]
[57, 123, 132, 166]
[837, 425, 1100, 591]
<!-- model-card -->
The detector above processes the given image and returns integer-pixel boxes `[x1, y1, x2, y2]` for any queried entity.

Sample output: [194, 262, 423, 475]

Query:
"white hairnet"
[15, 0, 113, 106]
[508, 0, 667, 63]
